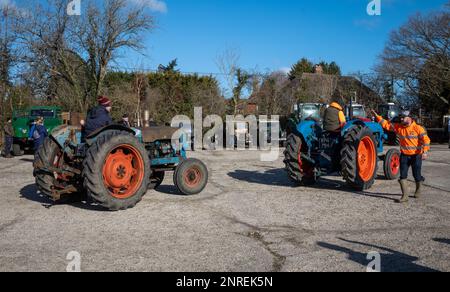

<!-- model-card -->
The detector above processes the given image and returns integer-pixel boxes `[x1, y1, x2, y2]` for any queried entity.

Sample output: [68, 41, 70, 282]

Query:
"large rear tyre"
[83, 130, 150, 211]
[383, 149, 401, 180]
[283, 134, 317, 186]
[34, 137, 61, 197]
[341, 125, 378, 191]
[174, 158, 208, 196]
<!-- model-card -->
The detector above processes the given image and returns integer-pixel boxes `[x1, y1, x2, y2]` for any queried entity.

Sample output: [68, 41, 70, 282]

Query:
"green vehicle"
[12, 106, 63, 155]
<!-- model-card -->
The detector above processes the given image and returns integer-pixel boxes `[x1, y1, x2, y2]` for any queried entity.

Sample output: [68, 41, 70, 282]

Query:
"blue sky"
[126, 0, 448, 76]
[6, 0, 449, 76]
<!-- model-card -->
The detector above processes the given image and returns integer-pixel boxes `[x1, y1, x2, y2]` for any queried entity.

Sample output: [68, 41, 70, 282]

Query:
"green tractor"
[12, 106, 63, 155]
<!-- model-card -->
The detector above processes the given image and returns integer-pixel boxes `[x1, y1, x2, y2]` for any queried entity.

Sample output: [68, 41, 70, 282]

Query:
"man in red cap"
[84, 96, 113, 137]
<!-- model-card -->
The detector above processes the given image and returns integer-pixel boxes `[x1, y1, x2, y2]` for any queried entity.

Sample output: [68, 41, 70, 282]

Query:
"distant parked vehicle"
[345, 103, 367, 119]
[378, 103, 400, 122]
[287, 103, 327, 136]
[11, 106, 63, 156]
[378, 103, 401, 145]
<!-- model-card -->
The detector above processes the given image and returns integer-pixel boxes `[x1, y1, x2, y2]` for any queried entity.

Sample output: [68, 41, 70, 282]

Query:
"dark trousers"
[3, 136, 13, 156]
[400, 154, 424, 182]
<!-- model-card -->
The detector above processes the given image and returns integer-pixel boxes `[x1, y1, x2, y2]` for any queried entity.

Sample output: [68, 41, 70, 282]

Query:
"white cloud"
[0, 0, 15, 9]
[131, 0, 168, 13]
[278, 67, 291, 75]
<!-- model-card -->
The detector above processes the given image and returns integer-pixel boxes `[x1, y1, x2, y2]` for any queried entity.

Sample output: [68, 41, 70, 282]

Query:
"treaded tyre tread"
[340, 125, 378, 191]
[82, 130, 150, 211]
[173, 158, 208, 195]
[383, 148, 401, 180]
[34, 137, 60, 197]
[283, 134, 317, 186]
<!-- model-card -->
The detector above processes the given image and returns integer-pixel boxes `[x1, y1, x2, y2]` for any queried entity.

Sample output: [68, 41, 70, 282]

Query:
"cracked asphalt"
[0, 145, 449, 272]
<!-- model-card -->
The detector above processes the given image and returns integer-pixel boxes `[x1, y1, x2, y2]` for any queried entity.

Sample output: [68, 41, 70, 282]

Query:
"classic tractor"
[33, 125, 208, 211]
[284, 118, 401, 191]
[345, 103, 367, 119]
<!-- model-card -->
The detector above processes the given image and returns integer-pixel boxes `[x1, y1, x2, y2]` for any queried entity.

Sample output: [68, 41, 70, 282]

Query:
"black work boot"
[414, 182, 422, 199]
[397, 180, 409, 203]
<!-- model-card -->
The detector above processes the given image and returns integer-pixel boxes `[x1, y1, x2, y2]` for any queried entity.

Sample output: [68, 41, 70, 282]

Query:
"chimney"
[314, 64, 323, 74]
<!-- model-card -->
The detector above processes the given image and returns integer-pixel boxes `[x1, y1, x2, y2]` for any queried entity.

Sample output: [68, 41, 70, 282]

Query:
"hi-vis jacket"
[376, 115, 431, 156]
[324, 102, 347, 132]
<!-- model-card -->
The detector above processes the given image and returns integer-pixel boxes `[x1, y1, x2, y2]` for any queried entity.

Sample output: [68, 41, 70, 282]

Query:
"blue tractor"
[33, 125, 208, 211]
[284, 116, 401, 191]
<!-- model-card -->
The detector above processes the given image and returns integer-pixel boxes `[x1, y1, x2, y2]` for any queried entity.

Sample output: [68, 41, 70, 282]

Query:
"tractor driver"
[323, 101, 347, 133]
[372, 109, 431, 203]
[84, 96, 113, 137]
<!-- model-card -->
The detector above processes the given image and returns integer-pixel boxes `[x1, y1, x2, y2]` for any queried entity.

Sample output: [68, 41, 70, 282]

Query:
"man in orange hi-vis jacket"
[372, 110, 431, 203]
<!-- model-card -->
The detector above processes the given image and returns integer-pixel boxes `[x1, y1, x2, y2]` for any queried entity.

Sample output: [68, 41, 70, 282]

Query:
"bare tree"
[216, 48, 240, 97]
[74, 0, 154, 101]
[15, 0, 154, 113]
[0, 2, 22, 143]
[132, 72, 148, 127]
[216, 48, 251, 115]
[377, 5, 450, 113]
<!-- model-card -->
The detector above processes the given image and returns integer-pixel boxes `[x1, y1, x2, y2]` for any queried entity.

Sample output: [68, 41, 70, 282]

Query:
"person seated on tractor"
[84, 96, 113, 137]
[323, 102, 346, 133]
[372, 109, 431, 203]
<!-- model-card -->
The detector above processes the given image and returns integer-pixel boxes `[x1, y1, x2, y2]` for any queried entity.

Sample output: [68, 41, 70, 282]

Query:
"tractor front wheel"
[83, 130, 150, 211]
[341, 125, 378, 191]
[383, 149, 401, 180]
[174, 159, 208, 196]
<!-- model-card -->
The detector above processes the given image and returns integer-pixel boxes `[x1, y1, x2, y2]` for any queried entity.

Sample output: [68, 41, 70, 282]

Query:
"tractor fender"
[342, 120, 385, 154]
[86, 124, 136, 144]
[295, 120, 320, 149]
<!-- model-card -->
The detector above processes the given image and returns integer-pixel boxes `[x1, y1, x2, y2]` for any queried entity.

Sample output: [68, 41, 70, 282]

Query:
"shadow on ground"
[317, 238, 439, 272]
[228, 169, 401, 201]
[20, 183, 186, 211]
[228, 169, 295, 187]
[19, 184, 107, 212]
[155, 184, 184, 196]
[433, 238, 450, 246]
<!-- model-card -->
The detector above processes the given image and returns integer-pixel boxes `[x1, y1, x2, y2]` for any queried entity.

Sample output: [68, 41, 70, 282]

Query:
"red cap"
[98, 96, 112, 107]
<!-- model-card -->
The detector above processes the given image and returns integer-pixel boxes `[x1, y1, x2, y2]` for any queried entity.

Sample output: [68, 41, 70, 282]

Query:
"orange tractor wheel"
[83, 130, 150, 211]
[341, 125, 378, 191]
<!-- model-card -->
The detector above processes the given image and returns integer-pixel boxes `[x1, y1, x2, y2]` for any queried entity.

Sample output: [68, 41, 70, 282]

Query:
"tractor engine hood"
[141, 126, 179, 143]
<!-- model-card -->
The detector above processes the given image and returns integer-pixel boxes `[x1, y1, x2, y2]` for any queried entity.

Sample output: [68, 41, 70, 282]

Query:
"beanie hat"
[98, 96, 112, 107]
[398, 110, 411, 119]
